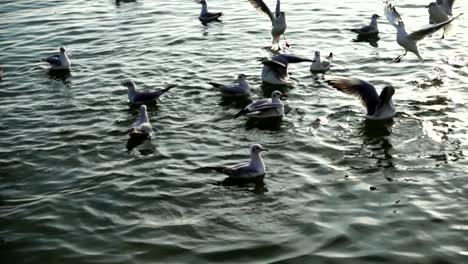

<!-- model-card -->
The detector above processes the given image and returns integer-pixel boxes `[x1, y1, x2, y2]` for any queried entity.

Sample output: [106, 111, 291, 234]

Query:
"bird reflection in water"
[47, 69, 71, 83]
[358, 119, 395, 169]
[220, 176, 268, 194]
[352, 34, 380, 48]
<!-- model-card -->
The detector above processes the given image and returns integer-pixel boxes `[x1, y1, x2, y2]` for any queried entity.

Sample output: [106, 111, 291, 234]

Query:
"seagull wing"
[273, 54, 313, 66]
[408, 13, 462, 41]
[275, 0, 281, 17]
[247, 0, 275, 25]
[42, 56, 62, 66]
[132, 86, 174, 103]
[325, 76, 380, 116]
[384, 2, 402, 28]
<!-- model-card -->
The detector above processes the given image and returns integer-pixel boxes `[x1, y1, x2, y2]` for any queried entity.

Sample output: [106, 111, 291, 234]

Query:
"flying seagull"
[325, 75, 396, 120]
[247, 0, 287, 50]
[206, 144, 268, 179]
[384, 2, 462, 62]
[122, 80, 174, 105]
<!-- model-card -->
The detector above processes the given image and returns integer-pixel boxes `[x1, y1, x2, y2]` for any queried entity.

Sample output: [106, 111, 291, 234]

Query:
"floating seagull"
[208, 74, 251, 97]
[197, 0, 222, 24]
[127, 105, 153, 138]
[41, 47, 71, 70]
[234, 90, 286, 118]
[310, 51, 333, 74]
[350, 14, 380, 35]
[206, 144, 268, 179]
[247, 0, 287, 50]
[325, 76, 396, 120]
[261, 54, 312, 85]
[384, 3, 462, 62]
[122, 80, 174, 105]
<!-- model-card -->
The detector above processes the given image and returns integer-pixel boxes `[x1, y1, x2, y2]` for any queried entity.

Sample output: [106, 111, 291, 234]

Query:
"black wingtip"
[208, 82, 222, 88]
[234, 108, 248, 119]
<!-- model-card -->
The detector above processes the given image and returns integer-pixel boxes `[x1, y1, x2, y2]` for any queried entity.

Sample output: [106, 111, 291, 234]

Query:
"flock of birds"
[31, 0, 462, 183]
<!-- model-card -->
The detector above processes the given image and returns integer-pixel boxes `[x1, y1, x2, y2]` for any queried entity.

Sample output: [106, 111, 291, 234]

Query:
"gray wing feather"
[42, 56, 62, 66]
[247, 0, 275, 25]
[408, 14, 462, 41]
[325, 76, 380, 116]
[273, 54, 313, 66]
[384, 2, 402, 28]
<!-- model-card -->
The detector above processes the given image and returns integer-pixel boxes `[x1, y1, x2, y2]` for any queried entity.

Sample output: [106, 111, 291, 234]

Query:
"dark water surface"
[1, 0, 468, 263]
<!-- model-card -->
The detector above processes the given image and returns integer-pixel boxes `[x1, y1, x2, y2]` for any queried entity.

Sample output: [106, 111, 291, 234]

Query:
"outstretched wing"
[325, 76, 380, 116]
[275, 0, 281, 18]
[247, 0, 275, 25]
[408, 13, 462, 41]
[273, 54, 313, 66]
[384, 2, 402, 28]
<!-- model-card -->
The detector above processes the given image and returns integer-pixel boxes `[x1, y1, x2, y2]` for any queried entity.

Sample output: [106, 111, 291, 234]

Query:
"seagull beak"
[260, 147, 269, 152]
[280, 94, 288, 100]
[425, 5, 429, 8]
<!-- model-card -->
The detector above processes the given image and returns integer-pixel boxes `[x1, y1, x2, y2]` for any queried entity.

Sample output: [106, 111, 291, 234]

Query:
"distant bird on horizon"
[41, 47, 71, 70]
[208, 74, 251, 97]
[325, 76, 396, 120]
[247, 0, 288, 50]
[384, 3, 462, 62]
[310, 51, 333, 74]
[234, 90, 286, 119]
[197, 0, 223, 24]
[350, 14, 380, 35]
[122, 80, 174, 105]
[261, 53, 312, 85]
[205, 144, 268, 179]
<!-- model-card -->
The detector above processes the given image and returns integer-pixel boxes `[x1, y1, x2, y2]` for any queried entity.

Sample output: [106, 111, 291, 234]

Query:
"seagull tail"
[234, 108, 248, 119]
[208, 82, 223, 88]
[160, 85, 175, 95]
[204, 166, 226, 173]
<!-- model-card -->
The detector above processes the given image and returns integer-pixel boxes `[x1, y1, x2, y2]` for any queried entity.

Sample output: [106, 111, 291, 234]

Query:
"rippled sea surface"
[1, 0, 468, 263]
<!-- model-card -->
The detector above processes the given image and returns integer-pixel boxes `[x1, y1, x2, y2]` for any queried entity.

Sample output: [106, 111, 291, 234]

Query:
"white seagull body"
[384, 3, 462, 62]
[310, 51, 333, 74]
[261, 53, 312, 85]
[206, 144, 268, 179]
[41, 47, 71, 70]
[127, 105, 153, 137]
[122, 80, 174, 105]
[350, 14, 380, 35]
[198, 0, 222, 24]
[325, 76, 396, 121]
[208, 74, 250, 97]
[235, 90, 285, 119]
[248, 0, 287, 50]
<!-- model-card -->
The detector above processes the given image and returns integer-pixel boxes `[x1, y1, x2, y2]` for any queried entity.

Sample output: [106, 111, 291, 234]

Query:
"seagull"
[197, 0, 222, 24]
[436, 0, 455, 16]
[234, 90, 286, 118]
[261, 53, 312, 85]
[426, 1, 458, 38]
[247, 0, 287, 50]
[350, 14, 380, 35]
[122, 80, 174, 105]
[208, 74, 251, 97]
[384, 3, 462, 62]
[325, 76, 396, 120]
[127, 105, 153, 138]
[206, 144, 268, 179]
[310, 51, 333, 74]
[41, 47, 71, 70]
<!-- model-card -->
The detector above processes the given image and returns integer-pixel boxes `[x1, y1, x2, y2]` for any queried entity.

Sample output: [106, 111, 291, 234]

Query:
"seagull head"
[371, 14, 380, 20]
[272, 90, 287, 100]
[237, 73, 248, 80]
[425, 2, 437, 8]
[380, 86, 395, 102]
[122, 80, 136, 90]
[397, 20, 405, 28]
[139, 104, 147, 113]
[251, 144, 268, 155]
[59, 47, 66, 53]
[197, 0, 206, 5]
